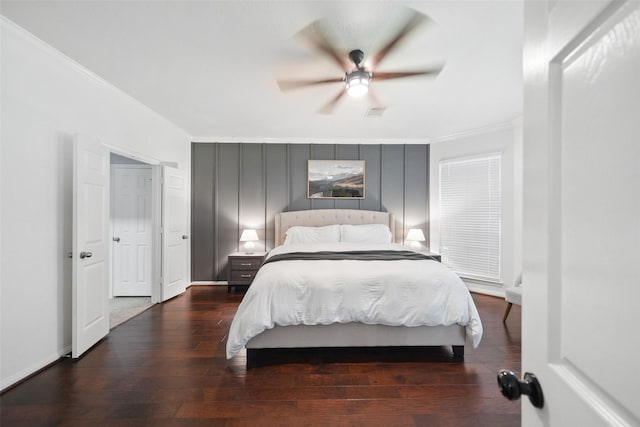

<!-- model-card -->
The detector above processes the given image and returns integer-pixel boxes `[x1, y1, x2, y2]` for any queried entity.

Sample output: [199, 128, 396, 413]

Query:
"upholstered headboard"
[274, 209, 395, 246]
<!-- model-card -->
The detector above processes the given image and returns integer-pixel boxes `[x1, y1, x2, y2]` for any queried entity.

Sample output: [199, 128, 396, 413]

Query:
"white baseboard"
[1, 345, 71, 392]
[188, 281, 227, 286]
[466, 282, 505, 298]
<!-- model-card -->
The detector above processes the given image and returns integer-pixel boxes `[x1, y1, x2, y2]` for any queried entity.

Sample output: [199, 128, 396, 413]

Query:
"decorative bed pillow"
[283, 225, 341, 245]
[340, 224, 392, 244]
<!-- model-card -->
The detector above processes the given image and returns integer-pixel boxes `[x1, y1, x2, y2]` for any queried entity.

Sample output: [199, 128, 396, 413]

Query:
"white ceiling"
[2, 0, 523, 143]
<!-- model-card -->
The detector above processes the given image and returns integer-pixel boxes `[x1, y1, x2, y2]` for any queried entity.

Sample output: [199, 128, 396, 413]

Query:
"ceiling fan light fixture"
[346, 70, 370, 97]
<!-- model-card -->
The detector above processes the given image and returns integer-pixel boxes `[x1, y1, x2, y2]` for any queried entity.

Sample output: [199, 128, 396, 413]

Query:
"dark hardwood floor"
[1, 286, 521, 426]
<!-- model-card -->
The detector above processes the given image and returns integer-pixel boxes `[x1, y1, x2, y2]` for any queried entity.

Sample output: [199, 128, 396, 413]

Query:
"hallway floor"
[109, 296, 153, 329]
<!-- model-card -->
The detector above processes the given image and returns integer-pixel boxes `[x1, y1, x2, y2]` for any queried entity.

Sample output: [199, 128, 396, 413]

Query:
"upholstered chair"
[502, 283, 522, 323]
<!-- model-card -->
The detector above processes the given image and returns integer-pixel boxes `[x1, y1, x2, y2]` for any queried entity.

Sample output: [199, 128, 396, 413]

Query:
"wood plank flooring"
[1, 286, 522, 426]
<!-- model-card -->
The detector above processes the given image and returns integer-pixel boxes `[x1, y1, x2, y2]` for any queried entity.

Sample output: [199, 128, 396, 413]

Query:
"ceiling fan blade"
[370, 10, 430, 70]
[277, 77, 344, 91]
[296, 20, 350, 72]
[317, 88, 346, 115]
[373, 67, 443, 81]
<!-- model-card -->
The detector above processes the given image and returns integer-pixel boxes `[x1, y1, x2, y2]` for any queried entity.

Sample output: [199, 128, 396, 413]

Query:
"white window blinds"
[439, 153, 501, 282]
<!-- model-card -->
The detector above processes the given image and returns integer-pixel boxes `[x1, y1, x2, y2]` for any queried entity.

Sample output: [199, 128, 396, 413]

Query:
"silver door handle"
[182, 235, 189, 239]
[79, 251, 93, 259]
[113, 237, 120, 242]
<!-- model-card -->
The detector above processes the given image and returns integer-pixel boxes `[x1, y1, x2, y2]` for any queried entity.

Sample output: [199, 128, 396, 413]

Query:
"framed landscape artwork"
[307, 160, 365, 199]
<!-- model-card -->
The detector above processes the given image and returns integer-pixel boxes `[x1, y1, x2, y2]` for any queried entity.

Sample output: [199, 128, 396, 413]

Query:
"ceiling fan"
[277, 9, 444, 114]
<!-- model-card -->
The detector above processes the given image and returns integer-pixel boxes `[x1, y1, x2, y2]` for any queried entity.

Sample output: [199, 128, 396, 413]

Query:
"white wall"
[0, 18, 192, 390]
[429, 120, 523, 296]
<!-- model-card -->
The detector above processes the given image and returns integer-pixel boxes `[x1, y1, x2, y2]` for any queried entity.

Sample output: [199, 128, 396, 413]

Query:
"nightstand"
[227, 252, 266, 293]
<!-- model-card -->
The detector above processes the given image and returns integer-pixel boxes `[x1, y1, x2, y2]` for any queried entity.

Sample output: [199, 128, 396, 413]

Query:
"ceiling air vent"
[365, 107, 386, 117]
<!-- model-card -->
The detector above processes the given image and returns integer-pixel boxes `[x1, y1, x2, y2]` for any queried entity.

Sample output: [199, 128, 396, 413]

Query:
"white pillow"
[283, 225, 341, 245]
[340, 224, 392, 244]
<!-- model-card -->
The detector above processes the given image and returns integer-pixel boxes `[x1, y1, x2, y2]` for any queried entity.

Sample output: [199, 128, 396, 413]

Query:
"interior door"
[112, 166, 153, 296]
[161, 165, 188, 301]
[521, 1, 640, 425]
[72, 134, 110, 357]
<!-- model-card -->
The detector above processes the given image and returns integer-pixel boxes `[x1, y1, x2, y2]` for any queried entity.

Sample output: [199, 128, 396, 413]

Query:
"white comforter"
[226, 243, 483, 359]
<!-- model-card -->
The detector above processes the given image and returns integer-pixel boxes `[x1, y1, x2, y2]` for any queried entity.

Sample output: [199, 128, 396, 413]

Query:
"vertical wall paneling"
[289, 145, 312, 211]
[191, 144, 216, 280]
[359, 145, 382, 211]
[216, 144, 240, 279]
[425, 146, 430, 248]
[404, 145, 430, 246]
[262, 144, 267, 251]
[381, 145, 406, 240]
[191, 142, 430, 281]
[265, 144, 289, 251]
[240, 144, 266, 252]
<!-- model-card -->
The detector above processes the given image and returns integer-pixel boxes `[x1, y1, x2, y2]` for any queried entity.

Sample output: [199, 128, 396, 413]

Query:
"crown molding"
[1, 16, 103, 84]
[191, 136, 432, 145]
[192, 119, 521, 145]
[429, 120, 520, 144]
[1, 16, 191, 138]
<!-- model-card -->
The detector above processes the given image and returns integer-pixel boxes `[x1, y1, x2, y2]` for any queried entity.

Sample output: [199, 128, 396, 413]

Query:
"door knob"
[113, 237, 120, 242]
[497, 370, 544, 409]
[79, 251, 93, 259]
[182, 235, 189, 239]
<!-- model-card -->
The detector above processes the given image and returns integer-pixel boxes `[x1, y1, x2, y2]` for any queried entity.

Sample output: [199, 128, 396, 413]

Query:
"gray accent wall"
[191, 143, 431, 281]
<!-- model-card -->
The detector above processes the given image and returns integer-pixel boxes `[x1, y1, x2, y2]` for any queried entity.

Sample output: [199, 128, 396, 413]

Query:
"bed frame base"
[244, 323, 467, 368]
[246, 345, 464, 369]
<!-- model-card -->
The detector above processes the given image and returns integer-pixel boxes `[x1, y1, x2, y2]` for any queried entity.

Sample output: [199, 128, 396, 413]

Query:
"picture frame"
[307, 160, 365, 199]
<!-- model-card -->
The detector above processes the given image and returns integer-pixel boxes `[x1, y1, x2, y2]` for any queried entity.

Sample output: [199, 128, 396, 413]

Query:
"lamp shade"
[240, 229, 259, 242]
[240, 229, 259, 253]
[406, 229, 426, 241]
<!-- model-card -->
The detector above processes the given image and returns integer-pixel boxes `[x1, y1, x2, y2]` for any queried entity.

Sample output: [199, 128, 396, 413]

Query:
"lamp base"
[244, 241, 255, 254]
[407, 241, 421, 251]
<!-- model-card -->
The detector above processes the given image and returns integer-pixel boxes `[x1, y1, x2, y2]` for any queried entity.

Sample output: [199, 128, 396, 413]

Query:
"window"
[439, 153, 501, 282]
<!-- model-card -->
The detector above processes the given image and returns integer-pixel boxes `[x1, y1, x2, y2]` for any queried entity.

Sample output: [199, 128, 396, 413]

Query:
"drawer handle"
[240, 274, 252, 278]
[240, 263, 253, 266]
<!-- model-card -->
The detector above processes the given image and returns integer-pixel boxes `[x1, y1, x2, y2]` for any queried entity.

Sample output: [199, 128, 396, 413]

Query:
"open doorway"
[109, 153, 154, 328]
[72, 136, 188, 356]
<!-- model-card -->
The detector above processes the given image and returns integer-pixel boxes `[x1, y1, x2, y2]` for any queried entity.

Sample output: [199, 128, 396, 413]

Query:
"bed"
[226, 209, 482, 367]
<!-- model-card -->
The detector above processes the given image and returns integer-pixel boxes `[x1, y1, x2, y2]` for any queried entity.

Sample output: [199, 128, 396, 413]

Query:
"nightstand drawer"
[229, 257, 262, 270]
[229, 270, 258, 284]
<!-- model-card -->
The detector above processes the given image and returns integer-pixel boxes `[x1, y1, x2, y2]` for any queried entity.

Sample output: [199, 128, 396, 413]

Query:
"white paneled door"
[161, 165, 188, 301]
[521, 1, 640, 425]
[111, 166, 153, 296]
[72, 135, 110, 358]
